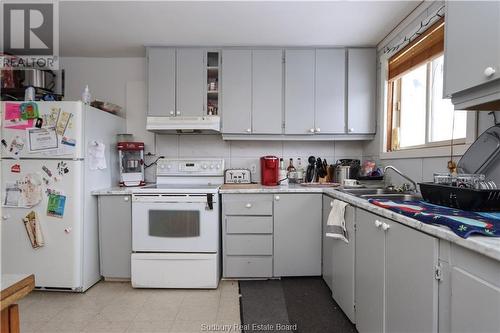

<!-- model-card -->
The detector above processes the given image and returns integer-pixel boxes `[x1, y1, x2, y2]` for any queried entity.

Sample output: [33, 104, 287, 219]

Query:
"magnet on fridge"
[9, 136, 25, 155]
[35, 118, 43, 128]
[11, 164, 21, 173]
[42, 165, 52, 177]
[1, 139, 7, 148]
[64, 227, 72, 234]
[47, 193, 66, 218]
[57, 161, 69, 175]
[61, 137, 76, 147]
[20, 102, 39, 120]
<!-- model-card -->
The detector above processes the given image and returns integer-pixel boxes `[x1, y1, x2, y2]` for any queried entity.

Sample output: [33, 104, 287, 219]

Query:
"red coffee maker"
[260, 156, 279, 186]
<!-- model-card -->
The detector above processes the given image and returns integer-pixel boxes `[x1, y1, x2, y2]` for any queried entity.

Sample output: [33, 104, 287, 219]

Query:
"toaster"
[224, 168, 252, 184]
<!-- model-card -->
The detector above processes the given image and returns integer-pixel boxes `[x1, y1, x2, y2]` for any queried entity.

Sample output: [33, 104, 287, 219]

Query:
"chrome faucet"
[383, 165, 418, 193]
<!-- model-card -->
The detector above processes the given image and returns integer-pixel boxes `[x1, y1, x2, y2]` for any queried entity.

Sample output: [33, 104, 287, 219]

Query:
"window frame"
[386, 54, 466, 152]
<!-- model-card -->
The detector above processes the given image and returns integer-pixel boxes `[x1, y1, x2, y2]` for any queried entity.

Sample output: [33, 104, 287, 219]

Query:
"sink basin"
[339, 188, 402, 196]
[360, 193, 423, 201]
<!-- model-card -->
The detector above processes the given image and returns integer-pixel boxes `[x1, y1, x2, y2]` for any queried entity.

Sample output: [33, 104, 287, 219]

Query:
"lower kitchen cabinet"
[443, 244, 500, 333]
[322, 195, 356, 323]
[97, 195, 132, 279]
[355, 209, 439, 333]
[222, 193, 322, 278]
[274, 194, 322, 276]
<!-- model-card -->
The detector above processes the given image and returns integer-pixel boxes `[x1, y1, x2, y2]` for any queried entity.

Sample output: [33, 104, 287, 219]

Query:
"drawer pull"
[245, 203, 252, 208]
[275, 195, 280, 201]
[124, 196, 129, 201]
[374, 220, 383, 228]
[330, 201, 334, 207]
[382, 222, 391, 231]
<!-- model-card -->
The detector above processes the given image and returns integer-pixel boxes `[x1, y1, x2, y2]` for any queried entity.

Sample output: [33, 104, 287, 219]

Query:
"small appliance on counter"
[118, 141, 145, 187]
[261, 156, 279, 186]
[224, 168, 252, 184]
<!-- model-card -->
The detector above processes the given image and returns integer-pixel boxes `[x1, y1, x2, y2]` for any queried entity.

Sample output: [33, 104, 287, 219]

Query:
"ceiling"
[60, 1, 422, 57]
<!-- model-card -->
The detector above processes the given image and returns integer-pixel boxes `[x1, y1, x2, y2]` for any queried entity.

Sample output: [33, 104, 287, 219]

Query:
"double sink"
[339, 188, 422, 201]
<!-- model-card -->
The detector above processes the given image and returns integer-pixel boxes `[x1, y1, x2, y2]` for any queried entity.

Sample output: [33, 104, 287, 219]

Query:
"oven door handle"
[206, 194, 213, 210]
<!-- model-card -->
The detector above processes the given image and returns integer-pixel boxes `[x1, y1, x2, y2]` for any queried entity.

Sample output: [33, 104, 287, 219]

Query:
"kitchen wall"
[61, 57, 365, 183]
[363, 1, 500, 186]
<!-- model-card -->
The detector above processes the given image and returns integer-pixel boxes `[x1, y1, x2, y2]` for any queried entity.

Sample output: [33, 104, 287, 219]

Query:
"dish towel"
[326, 199, 349, 243]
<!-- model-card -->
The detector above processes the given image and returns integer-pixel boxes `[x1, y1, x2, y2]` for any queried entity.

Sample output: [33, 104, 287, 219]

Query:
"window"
[386, 18, 467, 151]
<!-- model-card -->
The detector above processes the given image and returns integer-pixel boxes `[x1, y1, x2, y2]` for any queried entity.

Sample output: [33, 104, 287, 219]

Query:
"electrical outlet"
[250, 164, 257, 173]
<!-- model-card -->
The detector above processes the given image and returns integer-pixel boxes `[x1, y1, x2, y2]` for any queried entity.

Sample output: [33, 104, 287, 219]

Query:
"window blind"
[388, 17, 445, 81]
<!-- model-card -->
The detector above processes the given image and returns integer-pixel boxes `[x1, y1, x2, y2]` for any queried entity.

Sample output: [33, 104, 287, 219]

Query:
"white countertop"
[93, 184, 500, 261]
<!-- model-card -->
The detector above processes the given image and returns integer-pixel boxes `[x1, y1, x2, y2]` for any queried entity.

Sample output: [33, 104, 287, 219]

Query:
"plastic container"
[419, 182, 500, 211]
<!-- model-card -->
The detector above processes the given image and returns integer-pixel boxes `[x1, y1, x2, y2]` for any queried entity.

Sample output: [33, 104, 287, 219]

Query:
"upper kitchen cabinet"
[252, 49, 283, 134]
[221, 50, 252, 134]
[347, 48, 376, 134]
[444, 1, 500, 108]
[221, 49, 284, 135]
[175, 48, 205, 117]
[147, 47, 207, 118]
[285, 49, 316, 134]
[147, 47, 176, 117]
[315, 49, 346, 134]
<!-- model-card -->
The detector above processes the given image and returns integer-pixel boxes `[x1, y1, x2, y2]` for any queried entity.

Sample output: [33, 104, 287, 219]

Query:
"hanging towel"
[326, 199, 349, 243]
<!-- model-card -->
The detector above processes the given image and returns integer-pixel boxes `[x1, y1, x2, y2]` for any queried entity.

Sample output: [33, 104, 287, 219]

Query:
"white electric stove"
[131, 158, 224, 289]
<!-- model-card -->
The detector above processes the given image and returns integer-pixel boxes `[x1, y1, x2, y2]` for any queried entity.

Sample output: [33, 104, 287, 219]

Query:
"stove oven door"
[132, 194, 219, 253]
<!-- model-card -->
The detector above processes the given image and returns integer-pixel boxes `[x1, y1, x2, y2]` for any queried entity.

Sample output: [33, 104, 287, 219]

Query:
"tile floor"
[18, 280, 241, 333]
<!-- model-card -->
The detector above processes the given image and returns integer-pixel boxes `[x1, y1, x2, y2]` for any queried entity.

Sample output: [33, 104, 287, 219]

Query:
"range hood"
[146, 116, 221, 133]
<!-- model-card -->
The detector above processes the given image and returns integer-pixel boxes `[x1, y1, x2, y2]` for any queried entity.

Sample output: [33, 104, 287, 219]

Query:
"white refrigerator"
[1, 101, 125, 291]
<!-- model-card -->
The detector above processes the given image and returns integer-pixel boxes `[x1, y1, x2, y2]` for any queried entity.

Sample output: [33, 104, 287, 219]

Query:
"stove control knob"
[202, 164, 208, 169]
[159, 164, 165, 169]
[167, 165, 171, 169]
[216, 164, 221, 169]
[210, 164, 214, 169]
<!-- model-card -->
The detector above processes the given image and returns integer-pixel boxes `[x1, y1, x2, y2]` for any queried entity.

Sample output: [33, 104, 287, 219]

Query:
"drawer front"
[226, 216, 273, 234]
[223, 194, 273, 215]
[225, 256, 273, 278]
[225, 234, 273, 255]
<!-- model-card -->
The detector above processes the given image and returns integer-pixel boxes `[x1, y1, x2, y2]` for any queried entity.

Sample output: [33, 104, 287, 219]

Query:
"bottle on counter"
[82, 85, 92, 104]
[278, 158, 288, 186]
[296, 158, 305, 183]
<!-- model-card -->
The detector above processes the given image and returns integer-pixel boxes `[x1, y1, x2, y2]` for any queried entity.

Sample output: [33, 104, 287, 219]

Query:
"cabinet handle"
[374, 220, 382, 228]
[176, 110, 181, 115]
[315, 128, 321, 133]
[309, 128, 315, 133]
[382, 222, 391, 231]
[245, 203, 252, 208]
[2, 215, 10, 220]
[484, 67, 496, 77]
[246, 128, 251, 133]
[275, 195, 280, 201]
[348, 128, 354, 133]
[124, 196, 129, 201]
[169, 110, 174, 116]
[330, 201, 334, 207]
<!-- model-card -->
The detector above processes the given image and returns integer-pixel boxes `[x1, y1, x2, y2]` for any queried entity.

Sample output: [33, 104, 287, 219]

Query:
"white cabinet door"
[385, 220, 439, 333]
[176, 48, 205, 117]
[252, 49, 283, 134]
[147, 47, 176, 117]
[355, 209, 385, 333]
[274, 194, 322, 276]
[347, 48, 376, 134]
[444, 1, 500, 97]
[315, 49, 346, 134]
[284, 49, 316, 134]
[331, 205, 356, 323]
[221, 50, 252, 134]
[450, 267, 500, 333]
